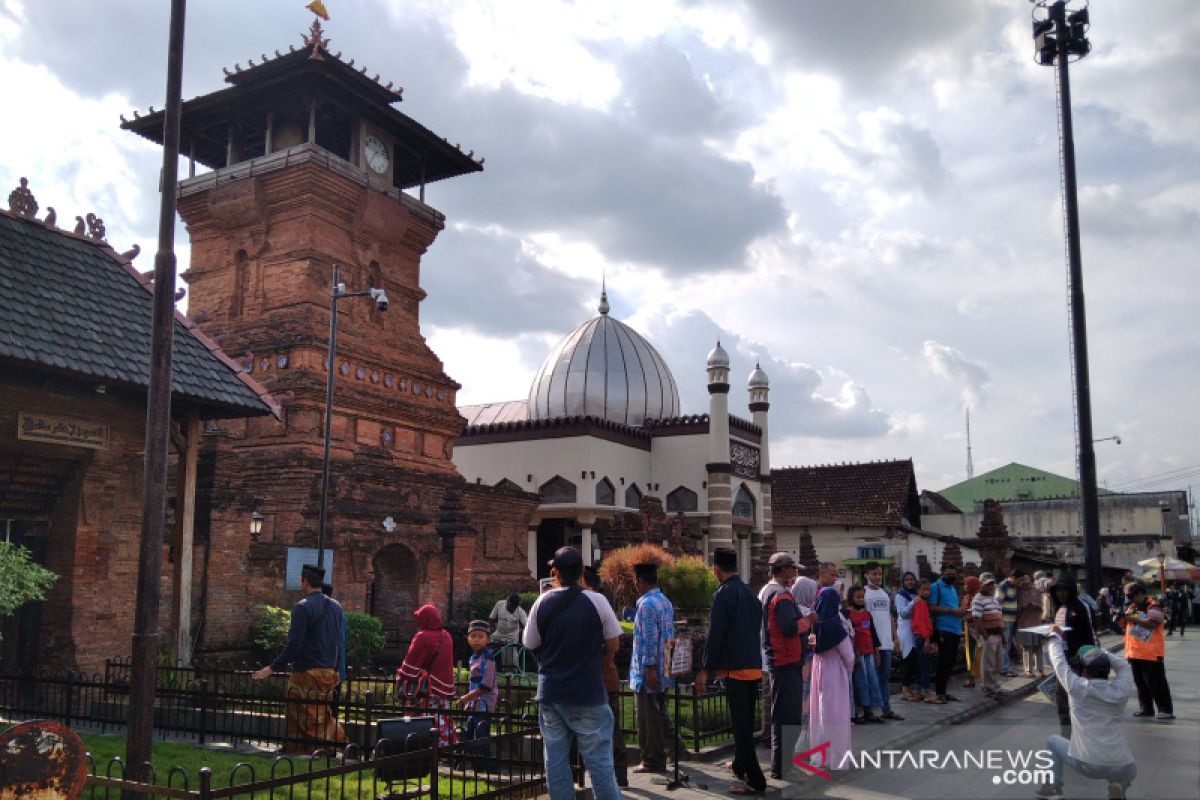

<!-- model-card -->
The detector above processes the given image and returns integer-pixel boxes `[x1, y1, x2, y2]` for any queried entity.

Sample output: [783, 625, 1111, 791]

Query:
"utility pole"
[127, 0, 186, 783]
[1032, 0, 1102, 595]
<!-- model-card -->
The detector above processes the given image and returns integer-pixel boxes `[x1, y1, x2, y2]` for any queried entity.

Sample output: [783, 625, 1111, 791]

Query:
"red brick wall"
[0, 372, 182, 674]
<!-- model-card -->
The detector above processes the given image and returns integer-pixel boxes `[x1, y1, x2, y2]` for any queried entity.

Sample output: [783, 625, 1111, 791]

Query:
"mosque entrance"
[535, 518, 579, 578]
[370, 543, 420, 657]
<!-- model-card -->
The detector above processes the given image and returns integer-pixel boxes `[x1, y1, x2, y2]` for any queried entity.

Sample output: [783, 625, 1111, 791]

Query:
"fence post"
[199, 766, 212, 800]
[362, 690, 373, 750]
[197, 679, 209, 746]
[691, 681, 700, 754]
[64, 672, 74, 727]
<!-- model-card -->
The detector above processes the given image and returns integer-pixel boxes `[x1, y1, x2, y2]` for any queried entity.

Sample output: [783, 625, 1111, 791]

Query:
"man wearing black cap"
[524, 547, 624, 800]
[252, 563, 347, 754]
[696, 547, 766, 794]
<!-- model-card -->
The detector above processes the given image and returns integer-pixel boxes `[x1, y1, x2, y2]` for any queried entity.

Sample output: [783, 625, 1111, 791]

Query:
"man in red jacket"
[759, 552, 808, 779]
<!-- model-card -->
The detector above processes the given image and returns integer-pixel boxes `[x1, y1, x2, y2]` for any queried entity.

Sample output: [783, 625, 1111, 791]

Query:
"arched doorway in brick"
[370, 543, 420, 658]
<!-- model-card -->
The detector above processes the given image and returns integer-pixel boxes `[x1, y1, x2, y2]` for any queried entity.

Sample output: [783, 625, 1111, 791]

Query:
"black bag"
[376, 716, 435, 782]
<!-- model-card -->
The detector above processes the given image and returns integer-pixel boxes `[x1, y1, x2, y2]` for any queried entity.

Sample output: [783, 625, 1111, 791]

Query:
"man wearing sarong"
[253, 563, 348, 754]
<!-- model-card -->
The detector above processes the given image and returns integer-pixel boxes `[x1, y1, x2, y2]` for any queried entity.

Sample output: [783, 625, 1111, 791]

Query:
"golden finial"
[306, 1, 330, 21]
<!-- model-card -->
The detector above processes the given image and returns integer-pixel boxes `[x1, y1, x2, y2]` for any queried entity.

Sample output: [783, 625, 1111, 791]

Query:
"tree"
[0, 541, 57, 640]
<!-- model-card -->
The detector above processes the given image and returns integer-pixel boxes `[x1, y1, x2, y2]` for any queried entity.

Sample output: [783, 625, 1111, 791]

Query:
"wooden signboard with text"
[18, 412, 109, 450]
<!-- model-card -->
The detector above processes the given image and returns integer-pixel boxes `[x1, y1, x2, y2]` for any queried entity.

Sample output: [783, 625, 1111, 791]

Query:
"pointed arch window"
[666, 486, 698, 513]
[625, 483, 643, 509]
[540, 476, 577, 504]
[596, 478, 616, 506]
[732, 484, 755, 521]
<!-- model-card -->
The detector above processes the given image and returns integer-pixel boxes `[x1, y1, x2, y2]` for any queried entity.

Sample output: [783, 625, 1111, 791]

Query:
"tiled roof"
[919, 489, 963, 514]
[771, 459, 920, 527]
[0, 208, 277, 417]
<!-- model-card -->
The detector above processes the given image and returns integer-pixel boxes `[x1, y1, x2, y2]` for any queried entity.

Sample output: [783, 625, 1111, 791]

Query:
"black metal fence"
[1, 660, 757, 757]
[79, 730, 544, 800]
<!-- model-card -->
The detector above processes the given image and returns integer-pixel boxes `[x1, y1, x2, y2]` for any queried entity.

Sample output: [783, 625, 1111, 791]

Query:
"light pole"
[316, 264, 388, 569]
[1031, 0, 1103, 595]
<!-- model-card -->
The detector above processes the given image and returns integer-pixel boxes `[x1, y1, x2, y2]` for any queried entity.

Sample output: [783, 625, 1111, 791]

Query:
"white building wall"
[650, 433, 713, 512]
[775, 524, 982, 578]
[453, 436, 651, 506]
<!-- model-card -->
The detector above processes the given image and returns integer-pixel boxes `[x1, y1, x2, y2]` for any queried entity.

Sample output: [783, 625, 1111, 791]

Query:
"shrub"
[0, 541, 57, 642]
[597, 544, 672, 610]
[344, 612, 385, 666]
[253, 604, 386, 667]
[659, 555, 718, 610]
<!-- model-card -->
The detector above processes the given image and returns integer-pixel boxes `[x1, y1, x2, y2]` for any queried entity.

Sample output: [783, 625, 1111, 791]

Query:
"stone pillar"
[581, 524, 593, 566]
[527, 525, 539, 579]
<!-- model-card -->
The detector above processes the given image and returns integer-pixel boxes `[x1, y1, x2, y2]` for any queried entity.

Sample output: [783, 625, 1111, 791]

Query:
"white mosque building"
[452, 291, 774, 579]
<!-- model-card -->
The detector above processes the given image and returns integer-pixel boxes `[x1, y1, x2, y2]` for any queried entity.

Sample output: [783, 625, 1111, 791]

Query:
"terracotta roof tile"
[771, 459, 919, 527]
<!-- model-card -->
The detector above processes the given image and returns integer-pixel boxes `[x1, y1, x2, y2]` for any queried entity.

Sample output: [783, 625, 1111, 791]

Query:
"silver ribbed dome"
[528, 307, 680, 426]
[707, 340, 730, 369]
[748, 362, 769, 388]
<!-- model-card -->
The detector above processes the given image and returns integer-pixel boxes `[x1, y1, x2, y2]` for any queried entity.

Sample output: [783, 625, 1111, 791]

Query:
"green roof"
[937, 462, 1109, 510]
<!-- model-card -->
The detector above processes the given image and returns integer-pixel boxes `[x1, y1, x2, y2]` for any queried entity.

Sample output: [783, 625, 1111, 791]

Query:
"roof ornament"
[7, 177, 38, 218]
[598, 274, 609, 315]
[121, 243, 141, 262]
[74, 216, 85, 234]
[84, 213, 106, 242]
[44, 207, 57, 227]
[302, 19, 330, 60]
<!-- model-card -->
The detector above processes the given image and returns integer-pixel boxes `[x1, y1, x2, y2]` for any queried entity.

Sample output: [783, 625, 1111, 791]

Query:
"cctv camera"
[370, 287, 389, 312]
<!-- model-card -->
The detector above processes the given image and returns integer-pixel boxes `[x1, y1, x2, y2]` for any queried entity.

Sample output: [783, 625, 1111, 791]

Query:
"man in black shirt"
[253, 563, 347, 753]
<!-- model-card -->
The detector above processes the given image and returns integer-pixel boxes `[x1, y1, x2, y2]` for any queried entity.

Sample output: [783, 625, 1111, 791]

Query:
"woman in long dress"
[806, 586, 855, 772]
[397, 604, 459, 747]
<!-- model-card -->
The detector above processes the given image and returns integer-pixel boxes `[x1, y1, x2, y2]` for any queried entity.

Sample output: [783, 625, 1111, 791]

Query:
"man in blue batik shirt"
[629, 562, 678, 774]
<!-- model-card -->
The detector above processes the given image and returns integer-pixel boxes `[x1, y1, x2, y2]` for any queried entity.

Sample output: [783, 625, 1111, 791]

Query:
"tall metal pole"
[126, 0, 186, 780]
[317, 265, 341, 570]
[1050, 0, 1103, 596]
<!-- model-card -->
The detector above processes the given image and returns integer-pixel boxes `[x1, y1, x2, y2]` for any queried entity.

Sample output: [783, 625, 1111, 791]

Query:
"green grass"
[80, 733, 491, 798]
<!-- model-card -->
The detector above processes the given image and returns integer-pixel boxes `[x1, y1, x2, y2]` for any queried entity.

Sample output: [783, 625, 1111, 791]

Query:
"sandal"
[963, 679, 976, 688]
[925, 696, 946, 704]
[728, 784, 764, 795]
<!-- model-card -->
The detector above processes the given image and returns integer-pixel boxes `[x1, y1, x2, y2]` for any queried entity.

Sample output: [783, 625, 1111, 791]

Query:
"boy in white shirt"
[863, 562, 903, 721]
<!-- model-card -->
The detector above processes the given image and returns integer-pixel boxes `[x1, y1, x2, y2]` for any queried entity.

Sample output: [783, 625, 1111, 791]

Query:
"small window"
[625, 483, 643, 509]
[857, 546, 884, 560]
[666, 486, 698, 513]
[540, 476, 577, 504]
[596, 478, 615, 506]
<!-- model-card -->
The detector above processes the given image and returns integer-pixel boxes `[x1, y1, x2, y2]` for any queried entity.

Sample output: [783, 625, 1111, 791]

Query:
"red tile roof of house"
[771, 459, 920, 527]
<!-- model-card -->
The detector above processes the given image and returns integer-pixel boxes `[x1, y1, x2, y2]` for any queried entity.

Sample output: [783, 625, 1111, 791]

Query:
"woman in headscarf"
[893, 571, 920, 700]
[792, 575, 820, 724]
[804, 586, 855, 772]
[397, 604, 458, 747]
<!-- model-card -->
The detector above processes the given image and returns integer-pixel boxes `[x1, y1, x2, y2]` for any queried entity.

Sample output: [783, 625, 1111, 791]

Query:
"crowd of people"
[254, 553, 1186, 799]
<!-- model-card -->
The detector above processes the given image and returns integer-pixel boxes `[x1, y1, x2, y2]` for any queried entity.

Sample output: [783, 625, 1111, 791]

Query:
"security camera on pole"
[316, 264, 389, 570]
[1031, 0, 1104, 596]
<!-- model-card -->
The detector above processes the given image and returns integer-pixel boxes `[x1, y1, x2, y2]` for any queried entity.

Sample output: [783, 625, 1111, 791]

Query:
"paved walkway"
[617, 631, 1200, 799]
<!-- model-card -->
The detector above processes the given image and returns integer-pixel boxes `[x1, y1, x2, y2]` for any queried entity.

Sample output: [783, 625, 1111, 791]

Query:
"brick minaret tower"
[122, 21, 521, 658]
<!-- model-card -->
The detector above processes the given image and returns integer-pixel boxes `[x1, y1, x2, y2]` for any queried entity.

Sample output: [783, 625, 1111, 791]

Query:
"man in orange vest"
[1118, 582, 1173, 720]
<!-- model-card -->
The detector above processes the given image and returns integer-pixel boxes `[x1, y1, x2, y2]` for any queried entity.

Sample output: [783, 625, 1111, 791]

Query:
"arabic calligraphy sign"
[730, 440, 760, 479]
[18, 413, 109, 450]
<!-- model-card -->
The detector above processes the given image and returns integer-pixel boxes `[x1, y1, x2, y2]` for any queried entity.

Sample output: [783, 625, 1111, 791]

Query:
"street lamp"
[317, 263, 388, 569]
[1031, 0, 1102, 596]
[250, 511, 263, 540]
[1093, 435, 1121, 446]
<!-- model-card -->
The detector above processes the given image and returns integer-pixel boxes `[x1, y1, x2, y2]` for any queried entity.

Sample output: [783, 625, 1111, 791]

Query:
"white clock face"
[364, 135, 389, 174]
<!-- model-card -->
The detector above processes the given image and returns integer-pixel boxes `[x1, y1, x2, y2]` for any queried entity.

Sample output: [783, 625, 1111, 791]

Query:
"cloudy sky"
[2, 0, 1197, 497]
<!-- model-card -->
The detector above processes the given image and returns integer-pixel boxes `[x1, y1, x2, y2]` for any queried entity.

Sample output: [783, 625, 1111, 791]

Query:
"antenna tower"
[965, 407, 975, 479]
